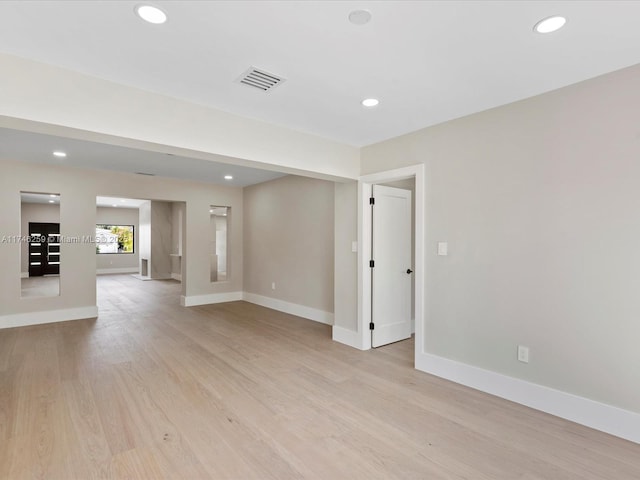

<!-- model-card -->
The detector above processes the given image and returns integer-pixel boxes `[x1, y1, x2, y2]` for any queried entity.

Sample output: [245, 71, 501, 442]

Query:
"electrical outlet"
[517, 345, 529, 363]
[271, 282, 276, 290]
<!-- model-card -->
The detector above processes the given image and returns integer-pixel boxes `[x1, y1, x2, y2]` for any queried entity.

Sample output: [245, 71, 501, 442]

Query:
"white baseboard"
[332, 325, 366, 349]
[0, 305, 99, 330]
[171, 273, 182, 281]
[21, 272, 28, 278]
[96, 267, 139, 275]
[181, 291, 243, 307]
[243, 292, 334, 325]
[416, 352, 640, 445]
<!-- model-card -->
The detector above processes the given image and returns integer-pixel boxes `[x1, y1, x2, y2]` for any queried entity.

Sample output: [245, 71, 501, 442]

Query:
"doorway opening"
[95, 196, 186, 308]
[20, 191, 61, 298]
[357, 165, 425, 363]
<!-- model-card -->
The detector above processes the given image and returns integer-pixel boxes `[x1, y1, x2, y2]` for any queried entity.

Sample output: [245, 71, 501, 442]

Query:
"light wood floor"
[20, 276, 59, 298]
[1, 275, 638, 479]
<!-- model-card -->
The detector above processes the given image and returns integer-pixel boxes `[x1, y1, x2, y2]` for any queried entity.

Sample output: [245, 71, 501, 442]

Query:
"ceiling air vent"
[236, 67, 285, 92]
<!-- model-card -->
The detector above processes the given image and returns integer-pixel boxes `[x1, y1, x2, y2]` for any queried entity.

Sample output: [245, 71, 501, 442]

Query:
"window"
[96, 224, 134, 254]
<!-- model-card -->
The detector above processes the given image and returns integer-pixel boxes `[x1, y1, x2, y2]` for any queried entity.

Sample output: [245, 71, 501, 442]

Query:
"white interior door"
[371, 184, 412, 348]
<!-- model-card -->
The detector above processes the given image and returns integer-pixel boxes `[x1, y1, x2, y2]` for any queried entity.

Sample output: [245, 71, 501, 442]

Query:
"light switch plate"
[437, 242, 448, 256]
[351, 241, 358, 253]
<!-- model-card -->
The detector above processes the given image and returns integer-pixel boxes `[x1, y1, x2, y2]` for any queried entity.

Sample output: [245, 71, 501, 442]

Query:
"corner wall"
[361, 64, 640, 423]
[243, 175, 334, 323]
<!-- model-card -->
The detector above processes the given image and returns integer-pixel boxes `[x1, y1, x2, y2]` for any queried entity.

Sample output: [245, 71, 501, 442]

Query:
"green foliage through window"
[96, 224, 134, 254]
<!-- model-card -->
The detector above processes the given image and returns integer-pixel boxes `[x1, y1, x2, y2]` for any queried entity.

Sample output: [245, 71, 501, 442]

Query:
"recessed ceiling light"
[112, 204, 118, 207]
[48, 200, 55, 203]
[120, 199, 126, 203]
[53, 151, 66, 158]
[349, 9, 372, 26]
[534, 16, 566, 34]
[362, 98, 379, 107]
[135, 4, 167, 24]
[49, 194, 56, 198]
[224, 175, 233, 180]
[209, 209, 214, 214]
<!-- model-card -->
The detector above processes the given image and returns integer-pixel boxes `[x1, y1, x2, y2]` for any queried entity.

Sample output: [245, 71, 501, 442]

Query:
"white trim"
[180, 291, 243, 307]
[0, 306, 98, 330]
[243, 292, 334, 325]
[21, 271, 28, 278]
[358, 164, 426, 351]
[416, 352, 640, 445]
[170, 273, 182, 281]
[96, 267, 139, 275]
[332, 326, 366, 349]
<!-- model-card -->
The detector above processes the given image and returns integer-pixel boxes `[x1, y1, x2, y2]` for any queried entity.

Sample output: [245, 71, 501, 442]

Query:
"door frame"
[358, 164, 425, 361]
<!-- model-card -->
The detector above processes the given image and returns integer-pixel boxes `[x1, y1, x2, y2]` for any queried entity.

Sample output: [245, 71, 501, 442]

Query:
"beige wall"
[0, 159, 243, 319]
[333, 182, 358, 330]
[96, 206, 139, 271]
[244, 175, 334, 313]
[20, 202, 60, 274]
[361, 63, 640, 413]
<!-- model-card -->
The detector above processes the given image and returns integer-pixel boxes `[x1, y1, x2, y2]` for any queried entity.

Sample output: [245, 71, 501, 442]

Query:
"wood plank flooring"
[0, 274, 638, 479]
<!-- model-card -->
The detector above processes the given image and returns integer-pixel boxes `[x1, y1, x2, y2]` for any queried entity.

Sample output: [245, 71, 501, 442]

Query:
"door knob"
[406, 269, 413, 274]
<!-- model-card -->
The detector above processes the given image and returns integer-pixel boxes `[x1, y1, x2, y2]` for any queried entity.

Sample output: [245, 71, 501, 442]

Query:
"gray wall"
[244, 175, 334, 313]
[96, 206, 139, 272]
[361, 63, 640, 413]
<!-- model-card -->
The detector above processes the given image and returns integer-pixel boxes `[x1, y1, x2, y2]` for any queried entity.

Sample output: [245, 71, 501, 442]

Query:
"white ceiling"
[0, 127, 286, 187]
[1, 1, 639, 147]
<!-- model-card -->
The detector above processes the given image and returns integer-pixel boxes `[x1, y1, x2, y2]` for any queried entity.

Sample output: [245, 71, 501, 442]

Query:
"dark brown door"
[28, 223, 60, 276]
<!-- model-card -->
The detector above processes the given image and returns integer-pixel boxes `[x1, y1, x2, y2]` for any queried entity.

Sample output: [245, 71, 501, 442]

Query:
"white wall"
[361, 63, 640, 415]
[243, 176, 334, 318]
[0, 159, 243, 322]
[96, 206, 139, 273]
